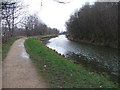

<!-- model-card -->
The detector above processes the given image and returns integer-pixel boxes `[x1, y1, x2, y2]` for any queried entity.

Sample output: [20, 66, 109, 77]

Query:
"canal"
[46, 35, 120, 83]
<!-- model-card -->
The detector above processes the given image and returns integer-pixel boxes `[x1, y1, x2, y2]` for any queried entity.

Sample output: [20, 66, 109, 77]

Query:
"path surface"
[3, 38, 49, 88]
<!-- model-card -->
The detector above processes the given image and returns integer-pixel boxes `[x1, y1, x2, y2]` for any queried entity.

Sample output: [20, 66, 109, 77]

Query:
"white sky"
[23, 0, 96, 32]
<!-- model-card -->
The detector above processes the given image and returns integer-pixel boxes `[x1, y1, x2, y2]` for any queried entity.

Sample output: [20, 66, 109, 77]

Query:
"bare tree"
[21, 14, 59, 36]
[1, 0, 27, 38]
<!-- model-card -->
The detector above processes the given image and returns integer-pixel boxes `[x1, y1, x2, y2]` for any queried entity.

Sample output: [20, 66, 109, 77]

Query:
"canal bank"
[24, 35, 118, 88]
[45, 35, 119, 84]
[66, 34, 120, 49]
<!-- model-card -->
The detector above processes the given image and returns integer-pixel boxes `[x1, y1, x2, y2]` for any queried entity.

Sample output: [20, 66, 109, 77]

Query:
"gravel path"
[2, 38, 49, 88]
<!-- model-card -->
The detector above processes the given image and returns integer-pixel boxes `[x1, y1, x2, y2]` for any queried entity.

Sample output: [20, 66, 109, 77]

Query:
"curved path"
[2, 38, 49, 88]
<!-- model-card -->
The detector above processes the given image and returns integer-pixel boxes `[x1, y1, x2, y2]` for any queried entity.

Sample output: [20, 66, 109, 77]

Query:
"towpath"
[2, 38, 49, 88]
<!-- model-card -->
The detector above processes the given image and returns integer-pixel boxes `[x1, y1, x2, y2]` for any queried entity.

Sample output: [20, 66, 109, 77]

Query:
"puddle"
[18, 43, 24, 47]
[21, 50, 29, 59]
[18, 39, 30, 60]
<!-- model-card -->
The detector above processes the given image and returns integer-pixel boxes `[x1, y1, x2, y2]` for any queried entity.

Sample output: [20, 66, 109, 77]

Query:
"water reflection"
[46, 35, 119, 82]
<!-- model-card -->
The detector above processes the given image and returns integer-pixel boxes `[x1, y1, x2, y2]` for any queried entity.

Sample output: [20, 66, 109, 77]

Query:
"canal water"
[46, 35, 120, 83]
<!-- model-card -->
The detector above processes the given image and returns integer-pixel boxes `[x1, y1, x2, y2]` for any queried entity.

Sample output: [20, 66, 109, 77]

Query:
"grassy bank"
[2, 36, 22, 60]
[25, 37, 118, 88]
[30, 34, 58, 39]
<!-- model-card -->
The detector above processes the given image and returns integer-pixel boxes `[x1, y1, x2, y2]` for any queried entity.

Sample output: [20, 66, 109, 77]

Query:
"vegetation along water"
[46, 35, 120, 84]
[25, 35, 118, 88]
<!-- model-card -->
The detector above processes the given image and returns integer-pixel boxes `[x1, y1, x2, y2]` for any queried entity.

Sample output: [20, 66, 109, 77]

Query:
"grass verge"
[25, 36, 118, 88]
[2, 36, 22, 60]
[30, 34, 58, 39]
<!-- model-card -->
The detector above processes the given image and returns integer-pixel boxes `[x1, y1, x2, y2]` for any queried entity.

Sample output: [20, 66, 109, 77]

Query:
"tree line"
[66, 2, 119, 48]
[1, 0, 59, 43]
[21, 14, 59, 37]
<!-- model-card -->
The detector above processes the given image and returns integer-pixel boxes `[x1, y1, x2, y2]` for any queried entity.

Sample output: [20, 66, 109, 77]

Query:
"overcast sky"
[23, 0, 97, 32]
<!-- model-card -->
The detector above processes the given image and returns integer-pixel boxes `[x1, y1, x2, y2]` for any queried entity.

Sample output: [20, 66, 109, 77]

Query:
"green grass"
[30, 34, 58, 39]
[25, 37, 118, 88]
[2, 36, 22, 60]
